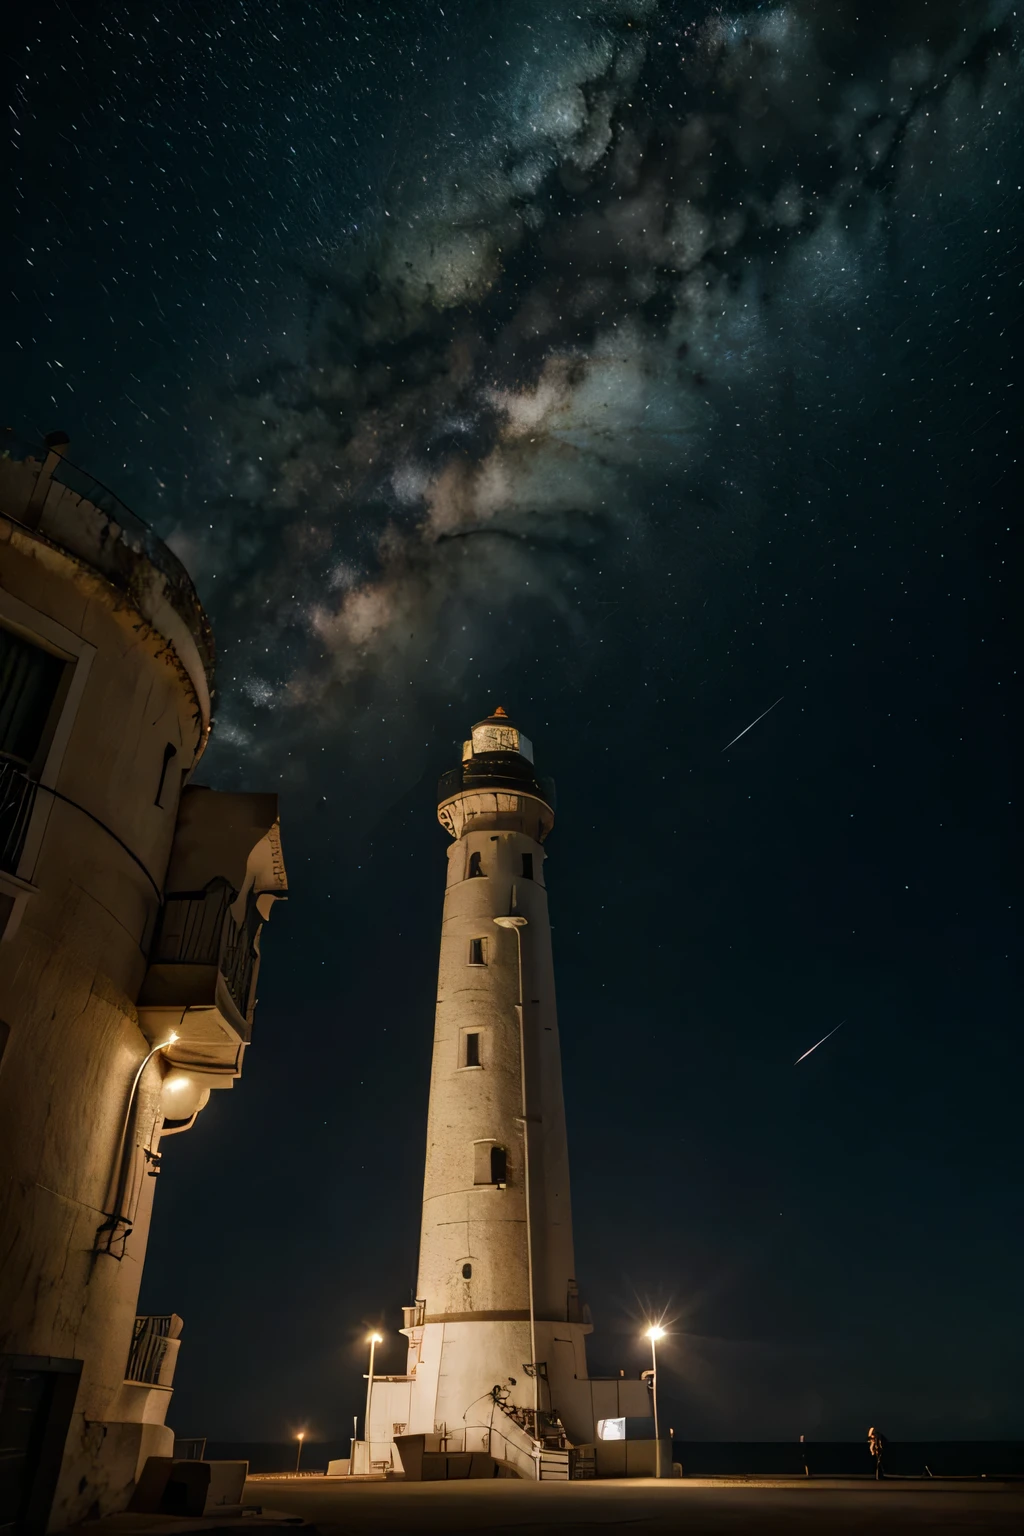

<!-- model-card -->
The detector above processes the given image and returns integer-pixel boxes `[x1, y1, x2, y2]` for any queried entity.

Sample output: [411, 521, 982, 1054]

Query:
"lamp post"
[100, 1030, 179, 1252]
[294, 1432, 305, 1473]
[493, 913, 538, 1441]
[364, 1332, 383, 1446]
[644, 1325, 666, 1447]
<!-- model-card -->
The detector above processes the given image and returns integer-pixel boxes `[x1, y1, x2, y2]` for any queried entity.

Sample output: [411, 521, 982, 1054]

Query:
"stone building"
[359, 712, 657, 1480]
[0, 435, 288, 1530]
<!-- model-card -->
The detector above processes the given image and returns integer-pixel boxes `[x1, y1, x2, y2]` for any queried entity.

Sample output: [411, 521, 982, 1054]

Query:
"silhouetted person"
[868, 1426, 887, 1480]
[799, 1433, 810, 1478]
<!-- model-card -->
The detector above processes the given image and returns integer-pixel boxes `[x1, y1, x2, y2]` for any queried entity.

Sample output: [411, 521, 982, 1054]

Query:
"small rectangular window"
[465, 1032, 480, 1067]
[490, 1146, 507, 1184]
[522, 853, 534, 880]
[468, 938, 486, 966]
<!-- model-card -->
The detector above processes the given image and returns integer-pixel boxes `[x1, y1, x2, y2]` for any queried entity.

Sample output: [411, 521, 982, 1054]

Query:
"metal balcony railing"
[219, 900, 259, 1021]
[150, 878, 234, 966]
[125, 1314, 181, 1385]
[437, 759, 556, 810]
[0, 758, 38, 874]
[148, 878, 260, 1030]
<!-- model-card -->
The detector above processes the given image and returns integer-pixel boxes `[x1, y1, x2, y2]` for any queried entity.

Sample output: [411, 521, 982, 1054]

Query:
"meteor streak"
[794, 1020, 846, 1065]
[721, 698, 783, 752]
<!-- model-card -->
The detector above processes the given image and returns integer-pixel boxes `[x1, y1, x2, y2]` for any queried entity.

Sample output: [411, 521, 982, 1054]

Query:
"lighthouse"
[406, 707, 587, 1440]
[357, 711, 656, 1478]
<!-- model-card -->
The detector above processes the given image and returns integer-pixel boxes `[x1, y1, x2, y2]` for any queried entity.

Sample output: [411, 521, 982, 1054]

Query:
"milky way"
[178, 0, 1019, 772]
[5, 0, 1021, 787]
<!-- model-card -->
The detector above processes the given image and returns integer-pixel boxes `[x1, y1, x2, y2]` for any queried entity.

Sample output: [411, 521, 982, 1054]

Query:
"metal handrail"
[148, 879, 260, 1032]
[151, 879, 234, 966]
[126, 1315, 178, 1384]
[0, 758, 38, 874]
[219, 895, 260, 1022]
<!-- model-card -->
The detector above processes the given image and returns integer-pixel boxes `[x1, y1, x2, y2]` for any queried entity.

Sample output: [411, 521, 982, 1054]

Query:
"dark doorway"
[0, 1355, 81, 1536]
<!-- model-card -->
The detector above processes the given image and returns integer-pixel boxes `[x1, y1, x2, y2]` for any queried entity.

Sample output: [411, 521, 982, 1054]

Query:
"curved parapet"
[0, 439, 214, 756]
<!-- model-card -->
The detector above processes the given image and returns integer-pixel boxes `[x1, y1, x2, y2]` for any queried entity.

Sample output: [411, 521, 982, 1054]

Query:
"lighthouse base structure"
[401, 1317, 599, 1442]
[364, 1312, 658, 1480]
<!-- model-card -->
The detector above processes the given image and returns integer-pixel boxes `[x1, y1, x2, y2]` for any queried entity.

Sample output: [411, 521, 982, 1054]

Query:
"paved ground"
[241, 1474, 1024, 1535]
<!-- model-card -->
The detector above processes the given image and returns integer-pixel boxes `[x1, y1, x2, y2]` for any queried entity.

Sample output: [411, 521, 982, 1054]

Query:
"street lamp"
[493, 913, 538, 1441]
[99, 1030, 180, 1253]
[294, 1431, 305, 1473]
[364, 1333, 383, 1445]
[644, 1325, 666, 1447]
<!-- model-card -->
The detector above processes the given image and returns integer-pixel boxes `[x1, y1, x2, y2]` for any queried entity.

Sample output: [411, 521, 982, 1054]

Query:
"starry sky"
[3, 0, 1021, 1443]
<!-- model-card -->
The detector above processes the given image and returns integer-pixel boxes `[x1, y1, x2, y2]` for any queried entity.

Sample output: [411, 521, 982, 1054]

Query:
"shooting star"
[721, 697, 783, 752]
[794, 1020, 846, 1066]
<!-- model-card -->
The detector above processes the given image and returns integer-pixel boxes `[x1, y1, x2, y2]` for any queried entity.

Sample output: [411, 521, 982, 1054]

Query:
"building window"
[474, 1141, 506, 1185]
[467, 850, 484, 878]
[0, 626, 66, 770]
[464, 1032, 480, 1067]
[462, 1263, 472, 1280]
[154, 742, 177, 807]
[522, 852, 534, 880]
[468, 937, 486, 966]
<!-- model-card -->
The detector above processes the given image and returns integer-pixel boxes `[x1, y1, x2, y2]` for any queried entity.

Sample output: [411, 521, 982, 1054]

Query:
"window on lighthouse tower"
[468, 850, 484, 878]
[468, 938, 486, 966]
[521, 852, 534, 880]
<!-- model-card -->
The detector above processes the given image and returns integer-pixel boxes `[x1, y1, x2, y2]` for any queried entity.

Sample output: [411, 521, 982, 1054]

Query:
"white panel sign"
[597, 1417, 626, 1441]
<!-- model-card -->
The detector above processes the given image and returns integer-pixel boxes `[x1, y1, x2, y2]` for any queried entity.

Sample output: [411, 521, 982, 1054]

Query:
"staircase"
[538, 1448, 570, 1480]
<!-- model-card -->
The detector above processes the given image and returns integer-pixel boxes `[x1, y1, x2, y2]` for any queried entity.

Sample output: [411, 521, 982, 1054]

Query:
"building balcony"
[136, 787, 287, 1082]
[137, 879, 260, 1072]
[126, 1315, 182, 1389]
[110, 1315, 183, 1432]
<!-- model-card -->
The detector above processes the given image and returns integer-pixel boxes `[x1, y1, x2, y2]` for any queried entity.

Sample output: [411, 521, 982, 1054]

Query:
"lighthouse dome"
[463, 706, 533, 764]
[437, 707, 555, 835]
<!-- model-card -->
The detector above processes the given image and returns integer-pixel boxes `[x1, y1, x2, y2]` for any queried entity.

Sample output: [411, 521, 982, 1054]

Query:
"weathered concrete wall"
[0, 506, 207, 1526]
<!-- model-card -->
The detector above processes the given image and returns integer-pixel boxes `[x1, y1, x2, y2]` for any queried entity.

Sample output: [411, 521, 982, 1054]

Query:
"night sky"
[2, 0, 1020, 1444]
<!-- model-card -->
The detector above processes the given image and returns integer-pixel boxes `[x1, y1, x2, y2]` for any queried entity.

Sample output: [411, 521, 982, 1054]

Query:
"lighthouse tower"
[402, 709, 592, 1446]
[355, 711, 655, 1477]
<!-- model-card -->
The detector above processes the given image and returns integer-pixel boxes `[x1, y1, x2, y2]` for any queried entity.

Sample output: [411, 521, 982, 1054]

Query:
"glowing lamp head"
[368, 1332, 383, 1344]
[645, 1325, 667, 1341]
[167, 1031, 179, 1045]
[296, 1431, 305, 1441]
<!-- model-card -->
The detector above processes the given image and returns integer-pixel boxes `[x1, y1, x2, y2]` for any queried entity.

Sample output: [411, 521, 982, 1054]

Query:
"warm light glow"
[296, 1432, 305, 1441]
[166, 1031, 179, 1045]
[164, 1075, 189, 1093]
[645, 1325, 667, 1341]
[368, 1332, 383, 1344]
